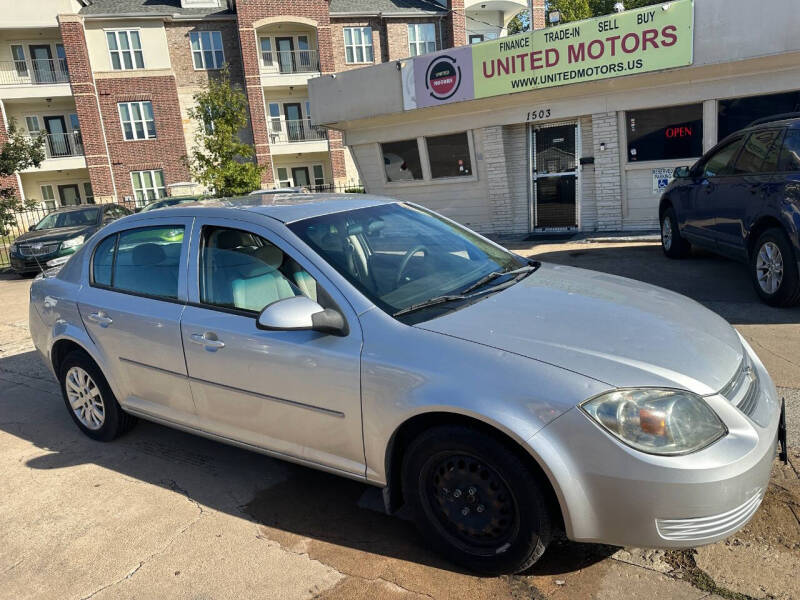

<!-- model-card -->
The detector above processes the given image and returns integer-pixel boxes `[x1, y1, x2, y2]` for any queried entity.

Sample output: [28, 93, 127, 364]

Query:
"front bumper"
[529, 346, 782, 549]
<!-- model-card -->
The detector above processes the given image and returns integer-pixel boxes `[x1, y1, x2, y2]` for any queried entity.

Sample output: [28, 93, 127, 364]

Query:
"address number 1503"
[526, 109, 552, 122]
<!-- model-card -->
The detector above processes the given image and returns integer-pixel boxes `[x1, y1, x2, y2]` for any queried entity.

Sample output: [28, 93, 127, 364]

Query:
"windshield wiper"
[460, 264, 538, 295]
[392, 294, 468, 317]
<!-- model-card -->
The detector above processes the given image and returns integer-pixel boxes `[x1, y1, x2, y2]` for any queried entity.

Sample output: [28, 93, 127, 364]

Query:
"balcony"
[22, 131, 86, 171]
[267, 119, 328, 154]
[0, 58, 71, 98]
[262, 49, 320, 75]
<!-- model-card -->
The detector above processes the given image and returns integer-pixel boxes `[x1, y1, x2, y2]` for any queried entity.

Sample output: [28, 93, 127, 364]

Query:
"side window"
[702, 137, 744, 178]
[199, 227, 320, 313]
[91, 226, 184, 299]
[779, 130, 800, 172]
[733, 129, 783, 174]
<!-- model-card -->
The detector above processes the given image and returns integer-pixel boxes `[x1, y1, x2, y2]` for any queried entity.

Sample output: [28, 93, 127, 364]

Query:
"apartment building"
[0, 0, 530, 209]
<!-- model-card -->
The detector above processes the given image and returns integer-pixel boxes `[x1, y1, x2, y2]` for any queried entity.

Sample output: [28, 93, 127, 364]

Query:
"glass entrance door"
[291, 167, 310, 187]
[58, 184, 81, 206]
[44, 116, 70, 157]
[531, 123, 579, 230]
[29, 45, 54, 83]
[276, 37, 295, 73]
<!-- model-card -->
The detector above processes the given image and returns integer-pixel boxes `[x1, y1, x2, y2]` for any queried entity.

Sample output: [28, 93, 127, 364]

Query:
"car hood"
[416, 264, 743, 396]
[15, 225, 95, 244]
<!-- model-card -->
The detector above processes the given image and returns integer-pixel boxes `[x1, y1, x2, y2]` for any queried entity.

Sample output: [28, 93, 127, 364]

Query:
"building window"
[118, 101, 156, 140]
[313, 164, 325, 189]
[268, 102, 282, 137]
[41, 185, 56, 210]
[718, 91, 800, 140]
[83, 182, 95, 204]
[106, 30, 144, 70]
[131, 170, 166, 206]
[426, 132, 472, 178]
[260, 37, 273, 66]
[190, 31, 224, 70]
[343, 27, 373, 64]
[408, 23, 436, 57]
[25, 116, 40, 134]
[382, 139, 423, 181]
[469, 34, 484, 44]
[626, 104, 703, 162]
[11, 45, 27, 77]
[276, 167, 291, 187]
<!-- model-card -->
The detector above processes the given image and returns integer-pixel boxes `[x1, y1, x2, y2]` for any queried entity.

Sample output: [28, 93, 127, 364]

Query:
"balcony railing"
[268, 119, 327, 144]
[261, 50, 320, 74]
[29, 132, 85, 159]
[0, 58, 70, 86]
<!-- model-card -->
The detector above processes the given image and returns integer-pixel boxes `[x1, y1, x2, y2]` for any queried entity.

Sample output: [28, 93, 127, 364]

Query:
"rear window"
[733, 129, 783, 174]
[91, 226, 185, 300]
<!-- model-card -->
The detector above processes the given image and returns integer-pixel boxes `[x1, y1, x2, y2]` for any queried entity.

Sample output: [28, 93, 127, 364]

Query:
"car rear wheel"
[59, 349, 137, 441]
[660, 207, 691, 258]
[402, 425, 552, 574]
[751, 228, 800, 307]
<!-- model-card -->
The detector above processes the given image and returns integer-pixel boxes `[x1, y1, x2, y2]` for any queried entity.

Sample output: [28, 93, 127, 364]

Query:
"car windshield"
[34, 208, 101, 230]
[288, 203, 529, 319]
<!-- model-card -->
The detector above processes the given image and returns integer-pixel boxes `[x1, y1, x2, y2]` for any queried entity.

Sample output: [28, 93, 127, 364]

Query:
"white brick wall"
[591, 111, 623, 231]
[484, 123, 529, 237]
[579, 115, 596, 231]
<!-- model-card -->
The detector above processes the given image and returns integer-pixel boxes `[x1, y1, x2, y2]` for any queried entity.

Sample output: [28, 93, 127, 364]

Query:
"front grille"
[720, 354, 760, 418]
[656, 490, 765, 541]
[18, 242, 59, 257]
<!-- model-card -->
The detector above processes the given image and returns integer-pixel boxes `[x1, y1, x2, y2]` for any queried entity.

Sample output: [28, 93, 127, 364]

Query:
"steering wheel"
[396, 245, 429, 286]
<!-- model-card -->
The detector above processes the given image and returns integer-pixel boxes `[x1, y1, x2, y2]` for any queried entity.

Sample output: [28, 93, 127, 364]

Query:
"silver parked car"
[29, 194, 787, 574]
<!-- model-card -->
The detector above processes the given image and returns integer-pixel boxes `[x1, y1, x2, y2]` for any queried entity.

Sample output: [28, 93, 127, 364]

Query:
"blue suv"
[659, 114, 800, 306]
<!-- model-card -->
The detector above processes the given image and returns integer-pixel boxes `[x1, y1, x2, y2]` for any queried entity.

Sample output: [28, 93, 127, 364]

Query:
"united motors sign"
[402, 0, 694, 110]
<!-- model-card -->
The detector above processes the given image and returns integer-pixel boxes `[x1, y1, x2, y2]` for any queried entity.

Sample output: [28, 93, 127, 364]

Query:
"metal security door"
[530, 122, 580, 231]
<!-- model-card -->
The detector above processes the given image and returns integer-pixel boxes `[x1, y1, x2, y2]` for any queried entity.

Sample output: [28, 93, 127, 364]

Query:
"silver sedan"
[28, 194, 786, 574]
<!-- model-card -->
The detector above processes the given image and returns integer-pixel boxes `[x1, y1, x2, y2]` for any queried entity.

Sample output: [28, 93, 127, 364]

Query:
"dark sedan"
[10, 204, 132, 275]
[659, 114, 800, 306]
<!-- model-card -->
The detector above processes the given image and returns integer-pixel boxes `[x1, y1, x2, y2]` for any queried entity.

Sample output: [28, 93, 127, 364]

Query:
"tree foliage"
[186, 67, 262, 197]
[0, 120, 45, 234]
[508, 0, 668, 29]
[550, 0, 592, 23]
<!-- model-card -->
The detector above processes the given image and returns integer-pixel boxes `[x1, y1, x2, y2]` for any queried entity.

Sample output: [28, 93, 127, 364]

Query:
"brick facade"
[446, 0, 466, 48]
[531, 2, 546, 30]
[95, 75, 191, 200]
[165, 20, 245, 88]
[386, 17, 444, 61]
[592, 111, 623, 231]
[330, 17, 385, 72]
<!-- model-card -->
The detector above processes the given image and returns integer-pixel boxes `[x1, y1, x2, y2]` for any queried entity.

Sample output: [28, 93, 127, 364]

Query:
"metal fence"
[267, 118, 328, 144]
[0, 58, 70, 86]
[0, 185, 365, 270]
[260, 49, 320, 74]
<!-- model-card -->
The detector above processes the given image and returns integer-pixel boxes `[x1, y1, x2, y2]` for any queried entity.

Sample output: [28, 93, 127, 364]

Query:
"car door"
[683, 135, 745, 248]
[180, 217, 365, 476]
[715, 128, 784, 258]
[77, 217, 196, 422]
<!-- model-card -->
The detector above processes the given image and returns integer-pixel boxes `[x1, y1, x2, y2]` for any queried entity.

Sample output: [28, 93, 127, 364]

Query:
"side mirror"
[673, 166, 691, 179]
[256, 296, 348, 336]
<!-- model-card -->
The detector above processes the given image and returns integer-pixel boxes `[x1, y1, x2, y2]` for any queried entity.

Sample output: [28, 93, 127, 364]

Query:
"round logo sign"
[425, 56, 461, 101]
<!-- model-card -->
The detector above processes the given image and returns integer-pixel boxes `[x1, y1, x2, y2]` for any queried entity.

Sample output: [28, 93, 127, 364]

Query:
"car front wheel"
[751, 228, 800, 307]
[59, 349, 137, 441]
[402, 425, 552, 574]
[660, 207, 691, 258]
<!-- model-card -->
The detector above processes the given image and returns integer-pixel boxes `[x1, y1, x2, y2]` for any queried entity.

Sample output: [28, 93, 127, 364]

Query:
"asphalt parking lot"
[0, 240, 798, 600]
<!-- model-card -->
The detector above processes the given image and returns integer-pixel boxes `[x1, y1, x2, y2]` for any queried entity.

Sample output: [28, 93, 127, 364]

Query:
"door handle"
[190, 332, 225, 350]
[87, 311, 113, 327]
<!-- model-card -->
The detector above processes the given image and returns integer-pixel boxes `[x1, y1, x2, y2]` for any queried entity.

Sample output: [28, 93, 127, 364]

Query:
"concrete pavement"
[0, 240, 798, 599]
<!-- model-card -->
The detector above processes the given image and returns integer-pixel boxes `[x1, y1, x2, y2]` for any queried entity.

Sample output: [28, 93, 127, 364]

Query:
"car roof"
[46, 204, 104, 214]
[131, 193, 397, 223]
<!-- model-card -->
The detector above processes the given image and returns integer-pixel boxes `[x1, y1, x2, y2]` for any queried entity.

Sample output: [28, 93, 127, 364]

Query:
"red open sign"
[665, 126, 693, 139]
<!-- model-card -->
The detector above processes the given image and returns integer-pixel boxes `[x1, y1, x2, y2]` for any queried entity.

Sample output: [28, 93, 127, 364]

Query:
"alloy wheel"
[65, 366, 105, 430]
[756, 241, 784, 295]
[661, 216, 673, 251]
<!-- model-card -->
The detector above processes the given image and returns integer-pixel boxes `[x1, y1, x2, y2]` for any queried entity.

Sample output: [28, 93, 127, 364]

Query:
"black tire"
[660, 206, 691, 258]
[402, 425, 552, 574]
[58, 349, 137, 441]
[750, 228, 800, 307]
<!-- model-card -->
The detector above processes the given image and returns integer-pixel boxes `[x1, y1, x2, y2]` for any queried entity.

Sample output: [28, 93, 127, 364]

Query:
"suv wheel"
[402, 425, 552, 574]
[751, 228, 800, 307]
[660, 207, 691, 258]
[59, 349, 137, 441]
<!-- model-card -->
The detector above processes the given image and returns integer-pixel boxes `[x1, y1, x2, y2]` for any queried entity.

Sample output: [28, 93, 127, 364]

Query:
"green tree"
[549, 0, 592, 23]
[186, 67, 262, 197]
[588, 0, 665, 16]
[507, 9, 529, 34]
[0, 120, 45, 234]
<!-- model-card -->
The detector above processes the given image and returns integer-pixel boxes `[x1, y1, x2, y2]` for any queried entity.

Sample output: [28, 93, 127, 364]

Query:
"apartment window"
[131, 170, 166, 205]
[627, 104, 703, 162]
[469, 34, 484, 44]
[83, 182, 95, 204]
[106, 30, 144, 70]
[41, 185, 56, 210]
[343, 27, 373, 64]
[382, 139, 423, 181]
[260, 37, 273, 66]
[25, 116, 41, 134]
[276, 167, 291, 187]
[313, 164, 325, 188]
[11, 45, 27, 76]
[408, 23, 436, 57]
[118, 101, 156, 140]
[190, 31, 224, 70]
[426, 132, 472, 178]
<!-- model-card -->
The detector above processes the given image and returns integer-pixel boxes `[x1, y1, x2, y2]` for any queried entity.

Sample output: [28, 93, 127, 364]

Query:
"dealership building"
[310, 0, 800, 237]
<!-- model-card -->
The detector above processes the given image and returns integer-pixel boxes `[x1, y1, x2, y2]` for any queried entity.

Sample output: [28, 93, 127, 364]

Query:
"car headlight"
[61, 235, 85, 250]
[581, 388, 726, 455]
